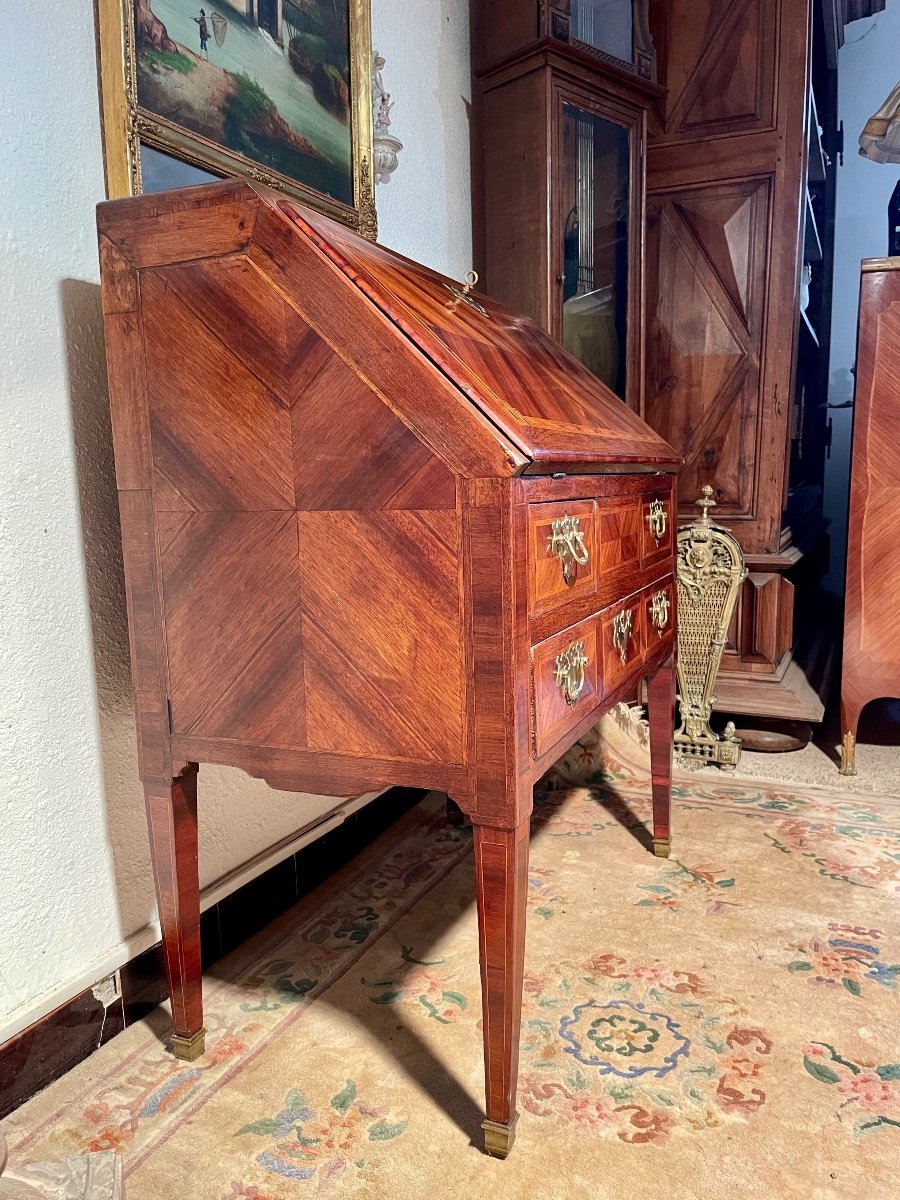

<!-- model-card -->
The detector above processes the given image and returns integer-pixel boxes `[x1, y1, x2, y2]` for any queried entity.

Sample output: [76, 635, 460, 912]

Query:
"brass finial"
[696, 485, 717, 526]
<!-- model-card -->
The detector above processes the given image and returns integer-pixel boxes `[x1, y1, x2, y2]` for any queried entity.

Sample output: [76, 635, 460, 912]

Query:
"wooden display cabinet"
[472, 5, 664, 412]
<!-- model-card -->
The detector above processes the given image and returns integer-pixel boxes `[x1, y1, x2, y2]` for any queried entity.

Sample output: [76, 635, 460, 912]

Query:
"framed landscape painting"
[96, 0, 376, 237]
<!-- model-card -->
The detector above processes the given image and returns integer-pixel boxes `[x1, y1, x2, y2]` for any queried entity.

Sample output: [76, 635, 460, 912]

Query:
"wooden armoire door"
[645, 0, 825, 721]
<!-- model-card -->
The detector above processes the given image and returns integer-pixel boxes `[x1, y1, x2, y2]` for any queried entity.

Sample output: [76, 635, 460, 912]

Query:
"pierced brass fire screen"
[675, 487, 748, 771]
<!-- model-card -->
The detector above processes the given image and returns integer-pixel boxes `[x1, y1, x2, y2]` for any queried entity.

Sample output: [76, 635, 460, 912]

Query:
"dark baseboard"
[0, 787, 427, 1120]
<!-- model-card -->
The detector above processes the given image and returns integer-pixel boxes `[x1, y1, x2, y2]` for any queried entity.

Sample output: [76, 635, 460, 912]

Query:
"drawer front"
[640, 491, 674, 568]
[531, 616, 600, 757]
[643, 578, 675, 653]
[597, 497, 643, 577]
[527, 499, 597, 616]
[599, 594, 645, 694]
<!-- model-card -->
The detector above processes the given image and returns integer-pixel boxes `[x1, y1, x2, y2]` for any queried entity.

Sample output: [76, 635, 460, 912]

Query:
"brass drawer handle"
[647, 499, 668, 545]
[554, 640, 589, 706]
[549, 515, 590, 584]
[650, 589, 671, 633]
[613, 608, 635, 664]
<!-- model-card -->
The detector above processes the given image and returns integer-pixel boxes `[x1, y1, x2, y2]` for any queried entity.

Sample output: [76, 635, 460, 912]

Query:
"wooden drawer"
[599, 593, 646, 694]
[643, 578, 675, 654]
[640, 491, 674, 568]
[527, 499, 597, 616]
[596, 496, 643, 577]
[531, 615, 599, 757]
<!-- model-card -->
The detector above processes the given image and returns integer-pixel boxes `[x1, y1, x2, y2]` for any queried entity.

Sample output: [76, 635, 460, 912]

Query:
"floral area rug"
[5, 714, 899, 1199]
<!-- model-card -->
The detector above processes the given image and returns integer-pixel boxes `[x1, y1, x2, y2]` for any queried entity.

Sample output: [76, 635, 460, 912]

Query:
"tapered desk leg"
[144, 764, 205, 1060]
[647, 656, 675, 858]
[473, 818, 529, 1159]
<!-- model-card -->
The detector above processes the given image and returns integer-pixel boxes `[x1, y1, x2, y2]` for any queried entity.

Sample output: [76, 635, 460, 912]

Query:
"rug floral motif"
[233, 1079, 408, 1186]
[518, 953, 771, 1145]
[5, 710, 900, 1199]
[802, 1043, 900, 1139]
[787, 923, 900, 995]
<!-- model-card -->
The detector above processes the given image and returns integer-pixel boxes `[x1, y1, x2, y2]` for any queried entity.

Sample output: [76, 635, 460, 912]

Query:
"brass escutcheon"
[549, 514, 589, 584]
[650, 589, 671, 633]
[647, 499, 668, 545]
[554, 640, 588, 706]
[613, 608, 634, 664]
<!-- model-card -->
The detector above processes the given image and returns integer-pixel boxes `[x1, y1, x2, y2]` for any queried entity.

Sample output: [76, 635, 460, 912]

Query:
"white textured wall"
[0, 0, 472, 1039]
[824, 4, 900, 593]
[372, 0, 473, 278]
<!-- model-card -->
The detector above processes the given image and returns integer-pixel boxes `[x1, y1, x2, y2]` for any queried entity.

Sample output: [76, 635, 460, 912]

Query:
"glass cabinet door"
[559, 101, 631, 400]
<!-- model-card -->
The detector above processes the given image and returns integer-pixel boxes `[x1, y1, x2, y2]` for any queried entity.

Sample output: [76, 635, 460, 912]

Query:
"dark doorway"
[257, 0, 280, 41]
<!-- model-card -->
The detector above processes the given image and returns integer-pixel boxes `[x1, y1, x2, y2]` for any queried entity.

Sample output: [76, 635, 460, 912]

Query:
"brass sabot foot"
[170, 1028, 206, 1061]
[652, 837, 671, 858]
[482, 1112, 518, 1159]
[839, 732, 857, 777]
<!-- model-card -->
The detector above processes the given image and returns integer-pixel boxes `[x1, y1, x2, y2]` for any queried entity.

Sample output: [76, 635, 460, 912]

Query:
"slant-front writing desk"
[97, 181, 680, 1158]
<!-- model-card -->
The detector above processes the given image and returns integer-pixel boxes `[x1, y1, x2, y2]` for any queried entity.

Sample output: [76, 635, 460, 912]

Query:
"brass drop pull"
[554, 640, 589, 706]
[650, 589, 671, 633]
[612, 608, 635, 664]
[549, 514, 590, 584]
[647, 499, 668, 545]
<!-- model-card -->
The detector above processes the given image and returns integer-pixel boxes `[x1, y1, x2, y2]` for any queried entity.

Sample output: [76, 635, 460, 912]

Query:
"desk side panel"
[132, 250, 466, 766]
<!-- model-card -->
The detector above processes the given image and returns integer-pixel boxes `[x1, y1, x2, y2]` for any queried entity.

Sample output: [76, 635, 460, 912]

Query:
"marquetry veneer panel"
[527, 499, 598, 617]
[531, 615, 600, 757]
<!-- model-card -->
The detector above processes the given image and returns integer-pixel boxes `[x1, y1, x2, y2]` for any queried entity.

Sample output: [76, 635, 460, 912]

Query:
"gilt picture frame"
[96, 0, 377, 238]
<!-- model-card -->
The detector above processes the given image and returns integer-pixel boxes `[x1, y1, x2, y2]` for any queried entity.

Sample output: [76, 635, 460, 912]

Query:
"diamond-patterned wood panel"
[144, 252, 463, 761]
[290, 352, 457, 511]
[657, 0, 777, 142]
[597, 501, 642, 575]
[646, 179, 769, 518]
[141, 269, 295, 512]
[146, 257, 316, 406]
[298, 510, 465, 763]
[158, 511, 306, 744]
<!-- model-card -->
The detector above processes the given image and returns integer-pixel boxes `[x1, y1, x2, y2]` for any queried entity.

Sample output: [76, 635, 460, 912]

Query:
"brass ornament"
[613, 608, 634, 664]
[649, 588, 670, 634]
[674, 487, 747, 772]
[444, 269, 488, 315]
[839, 731, 857, 776]
[646, 498, 667, 545]
[549, 514, 590, 584]
[554, 641, 589, 706]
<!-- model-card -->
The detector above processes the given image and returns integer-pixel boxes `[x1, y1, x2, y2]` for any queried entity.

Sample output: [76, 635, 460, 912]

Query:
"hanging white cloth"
[860, 80, 900, 162]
